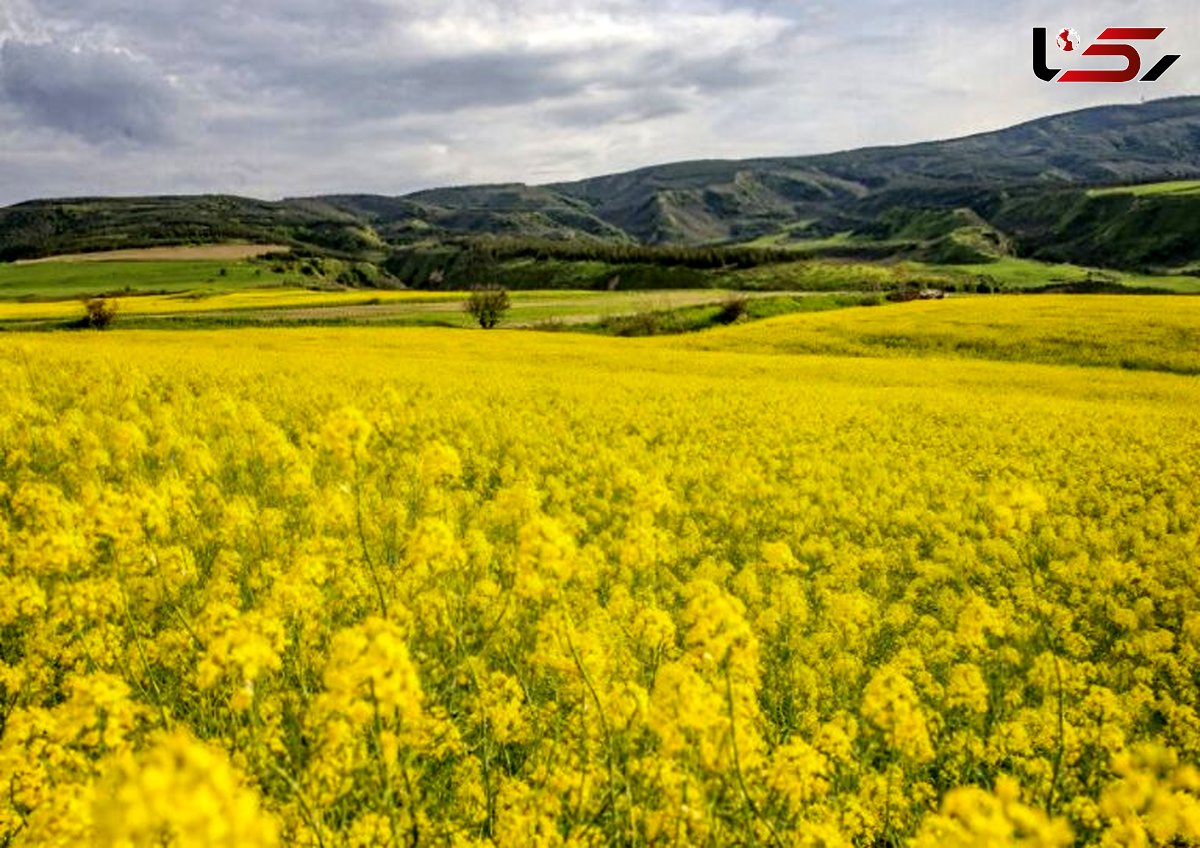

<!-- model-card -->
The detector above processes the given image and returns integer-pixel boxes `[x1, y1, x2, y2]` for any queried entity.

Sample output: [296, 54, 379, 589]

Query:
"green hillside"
[1088, 180, 1200, 197]
[0, 195, 383, 262]
[994, 183, 1200, 268]
[4, 97, 1200, 282]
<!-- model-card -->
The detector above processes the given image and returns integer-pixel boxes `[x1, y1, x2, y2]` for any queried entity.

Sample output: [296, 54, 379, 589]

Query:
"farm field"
[926, 257, 1200, 294]
[707, 257, 1200, 295]
[0, 288, 466, 324]
[5, 246, 1198, 314]
[683, 294, 1200, 374]
[2, 296, 1199, 846]
[12, 244, 289, 265]
[0, 287, 868, 330]
[1086, 179, 1200, 198]
[0, 259, 287, 300]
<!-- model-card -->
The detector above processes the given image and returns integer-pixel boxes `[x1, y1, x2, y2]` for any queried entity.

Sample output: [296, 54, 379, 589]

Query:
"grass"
[9, 249, 1197, 307]
[920, 256, 1200, 293]
[575, 293, 881, 336]
[494, 257, 928, 292]
[740, 223, 854, 249]
[0, 259, 294, 299]
[716, 259, 941, 291]
[1086, 180, 1200, 198]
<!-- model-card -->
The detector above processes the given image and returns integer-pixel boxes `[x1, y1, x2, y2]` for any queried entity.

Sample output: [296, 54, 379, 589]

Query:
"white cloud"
[0, 0, 1196, 204]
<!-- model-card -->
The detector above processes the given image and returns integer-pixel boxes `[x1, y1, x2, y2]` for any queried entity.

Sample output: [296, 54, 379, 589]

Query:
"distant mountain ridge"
[317, 96, 1200, 246]
[3, 96, 1200, 268]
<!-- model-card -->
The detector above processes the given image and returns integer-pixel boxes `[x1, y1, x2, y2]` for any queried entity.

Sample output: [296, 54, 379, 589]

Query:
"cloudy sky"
[0, 0, 1196, 204]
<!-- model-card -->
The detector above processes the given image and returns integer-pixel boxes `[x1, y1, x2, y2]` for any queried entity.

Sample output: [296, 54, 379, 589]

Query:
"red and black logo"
[1033, 27, 1180, 82]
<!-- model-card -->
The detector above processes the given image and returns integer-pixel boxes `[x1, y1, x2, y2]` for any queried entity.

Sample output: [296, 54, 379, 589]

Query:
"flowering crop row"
[684, 294, 1200, 375]
[1, 315, 1199, 845]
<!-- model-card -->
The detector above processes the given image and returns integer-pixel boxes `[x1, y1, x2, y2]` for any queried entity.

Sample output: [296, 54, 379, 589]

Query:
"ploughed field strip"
[12, 244, 290, 264]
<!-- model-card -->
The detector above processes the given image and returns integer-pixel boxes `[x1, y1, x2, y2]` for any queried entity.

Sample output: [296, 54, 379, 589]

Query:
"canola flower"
[682, 293, 1200, 374]
[1, 305, 1199, 845]
[0, 288, 467, 323]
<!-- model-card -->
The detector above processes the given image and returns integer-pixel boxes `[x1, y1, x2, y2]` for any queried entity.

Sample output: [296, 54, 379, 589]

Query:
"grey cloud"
[26, 0, 794, 119]
[0, 0, 1197, 206]
[0, 39, 179, 145]
[243, 41, 788, 123]
[658, 50, 780, 93]
[548, 90, 690, 127]
[261, 51, 589, 119]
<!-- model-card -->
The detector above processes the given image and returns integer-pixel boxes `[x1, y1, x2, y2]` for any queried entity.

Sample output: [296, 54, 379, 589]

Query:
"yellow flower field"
[0, 288, 465, 323]
[683, 294, 1200, 374]
[2, 301, 1200, 845]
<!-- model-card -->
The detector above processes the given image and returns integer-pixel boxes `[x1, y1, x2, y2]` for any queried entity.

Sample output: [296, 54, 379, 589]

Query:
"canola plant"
[1, 309, 1199, 846]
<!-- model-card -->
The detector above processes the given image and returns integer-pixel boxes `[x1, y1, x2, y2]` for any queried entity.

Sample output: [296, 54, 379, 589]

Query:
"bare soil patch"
[15, 244, 290, 264]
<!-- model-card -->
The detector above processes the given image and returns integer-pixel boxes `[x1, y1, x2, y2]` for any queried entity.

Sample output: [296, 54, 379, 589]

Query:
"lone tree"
[465, 284, 511, 329]
[83, 297, 118, 329]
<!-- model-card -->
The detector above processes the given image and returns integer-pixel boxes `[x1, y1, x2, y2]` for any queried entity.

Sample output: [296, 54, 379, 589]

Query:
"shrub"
[465, 285, 511, 329]
[598, 309, 702, 337]
[716, 293, 749, 325]
[601, 310, 664, 336]
[83, 297, 118, 329]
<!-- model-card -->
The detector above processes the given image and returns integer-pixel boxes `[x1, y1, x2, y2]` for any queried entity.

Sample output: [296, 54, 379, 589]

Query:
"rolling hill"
[316, 95, 1200, 255]
[2, 96, 1200, 274]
